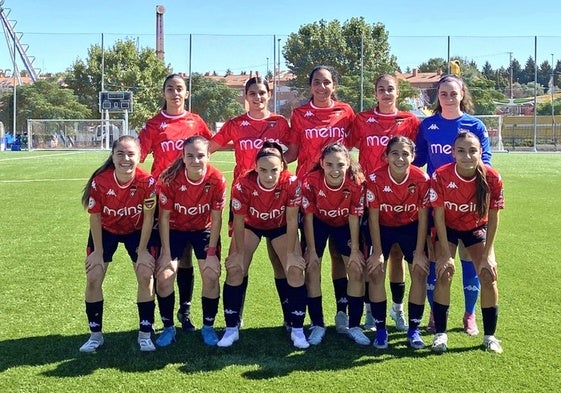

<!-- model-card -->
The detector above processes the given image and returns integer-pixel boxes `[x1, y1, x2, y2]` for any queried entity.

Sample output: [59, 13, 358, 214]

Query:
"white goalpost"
[26, 119, 127, 150]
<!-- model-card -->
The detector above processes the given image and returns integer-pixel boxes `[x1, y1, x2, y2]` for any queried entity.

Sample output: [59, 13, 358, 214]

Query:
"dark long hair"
[159, 135, 210, 185]
[81, 135, 140, 208]
[308, 65, 339, 102]
[433, 74, 474, 114]
[454, 131, 489, 218]
[161, 73, 188, 111]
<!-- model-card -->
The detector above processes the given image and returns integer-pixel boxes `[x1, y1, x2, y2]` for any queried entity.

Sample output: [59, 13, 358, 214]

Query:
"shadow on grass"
[0, 325, 481, 379]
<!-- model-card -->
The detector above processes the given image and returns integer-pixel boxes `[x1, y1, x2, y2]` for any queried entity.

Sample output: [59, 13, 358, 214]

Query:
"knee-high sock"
[348, 295, 364, 328]
[482, 306, 499, 336]
[426, 261, 436, 309]
[177, 267, 194, 312]
[238, 275, 249, 321]
[137, 300, 155, 333]
[275, 278, 290, 323]
[157, 292, 175, 328]
[222, 283, 243, 328]
[85, 300, 103, 333]
[390, 281, 406, 307]
[461, 260, 480, 314]
[307, 296, 324, 327]
[288, 284, 307, 329]
[202, 296, 219, 327]
[333, 277, 348, 313]
[370, 300, 387, 331]
[433, 301, 449, 334]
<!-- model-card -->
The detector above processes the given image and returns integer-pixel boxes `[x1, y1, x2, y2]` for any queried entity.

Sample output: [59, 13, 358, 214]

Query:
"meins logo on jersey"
[249, 205, 286, 221]
[103, 204, 142, 217]
[174, 202, 211, 216]
[160, 138, 185, 153]
[304, 126, 346, 140]
[365, 134, 391, 147]
[239, 137, 282, 151]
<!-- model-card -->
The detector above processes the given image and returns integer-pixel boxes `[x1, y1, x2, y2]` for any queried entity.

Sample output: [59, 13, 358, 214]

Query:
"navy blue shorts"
[444, 225, 487, 247]
[311, 216, 351, 258]
[361, 219, 420, 263]
[246, 224, 287, 241]
[86, 229, 158, 263]
[169, 228, 221, 260]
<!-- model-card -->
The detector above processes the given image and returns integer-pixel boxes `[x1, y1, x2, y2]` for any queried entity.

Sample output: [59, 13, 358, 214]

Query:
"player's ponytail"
[81, 135, 139, 208]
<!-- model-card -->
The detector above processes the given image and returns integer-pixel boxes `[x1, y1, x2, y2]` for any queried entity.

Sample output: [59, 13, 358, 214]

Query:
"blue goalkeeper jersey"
[414, 113, 492, 175]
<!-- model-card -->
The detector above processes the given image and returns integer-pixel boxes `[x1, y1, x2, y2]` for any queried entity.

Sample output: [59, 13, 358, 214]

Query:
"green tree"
[189, 73, 243, 131]
[0, 79, 90, 133]
[283, 17, 399, 111]
[467, 77, 504, 115]
[64, 39, 171, 130]
[417, 58, 447, 73]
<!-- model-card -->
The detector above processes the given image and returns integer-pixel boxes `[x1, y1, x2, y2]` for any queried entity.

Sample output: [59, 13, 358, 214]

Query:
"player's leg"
[267, 238, 291, 329]
[217, 229, 259, 347]
[272, 233, 309, 349]
[329, 237, 349, 334]
[388, 244, 408, 331]
[459, 240, 481, 336]
[177, 245, 196, 332]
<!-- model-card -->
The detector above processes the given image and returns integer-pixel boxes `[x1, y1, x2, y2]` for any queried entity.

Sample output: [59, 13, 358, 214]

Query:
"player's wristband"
[207, 247, 217, 257]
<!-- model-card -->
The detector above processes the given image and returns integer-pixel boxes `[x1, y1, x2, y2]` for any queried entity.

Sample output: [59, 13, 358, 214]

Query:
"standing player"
[301, 142, 365, 345]
[349, 74, 421, 331]
[139, 73, 212, 333]
[286, 65, 356, 335]
[429, 131, 504, 353]
[365, 136, 430, 349]
[209, 76, 291, 328]
[155, 136, 226, 347]
[414, 74, 492, 336]
[79, 136, 158, 352]
[216, 142, 308, 349]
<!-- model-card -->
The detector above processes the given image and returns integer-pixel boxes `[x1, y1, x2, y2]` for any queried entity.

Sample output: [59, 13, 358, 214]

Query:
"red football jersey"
[158, 165, 226, 231]
[211, 112, 291, 180]
[138, 110, 212, 179]
[365, 164, 430, 227]
[301, 170, 365, 227]
[430, 163, 504, 231]
[289, 101, 355, 179]
[87, 167, 157, 235]
[349, 109, 420, 175]
[231, 170, 301, 230]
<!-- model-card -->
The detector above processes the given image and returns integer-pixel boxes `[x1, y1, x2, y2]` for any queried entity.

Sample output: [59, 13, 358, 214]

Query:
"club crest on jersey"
[204, 183, 211, 193]
[408, 183, 416, 194]
[274, 190, 281, 199]
[342, 189, 351, 199]
[231, 198, 242, 211]
[429, 188, 438, 202]
[267, 121, 277, 128]
[130, 186, 137, 197]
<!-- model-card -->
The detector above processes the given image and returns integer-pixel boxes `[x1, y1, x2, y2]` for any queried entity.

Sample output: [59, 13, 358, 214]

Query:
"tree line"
[1, 17, 560, 133]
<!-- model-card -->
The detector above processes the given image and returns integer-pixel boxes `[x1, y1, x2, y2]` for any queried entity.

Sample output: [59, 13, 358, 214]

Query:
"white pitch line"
[0, 178, 87, 183]
[0, 151, 87, 162]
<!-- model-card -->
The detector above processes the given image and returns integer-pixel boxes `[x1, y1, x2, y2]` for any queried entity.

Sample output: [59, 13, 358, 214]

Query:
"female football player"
[79, 135, 158, 352]
[301, 142, 365, 345]
[429, 131, 503, 353]
[365, 136, 430, 349]
[216, 142, 309, 349]
[286, 65, 356, 336]
[139, 73, 213, 333]
[155, 135, 226, 347]
[415, 74, 492, 336]
[349, 73, 421, 332]
[209, 76, 291, 328]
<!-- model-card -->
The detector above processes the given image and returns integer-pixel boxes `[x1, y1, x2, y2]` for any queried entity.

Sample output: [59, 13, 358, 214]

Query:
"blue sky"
[1, 0, 560, 76]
